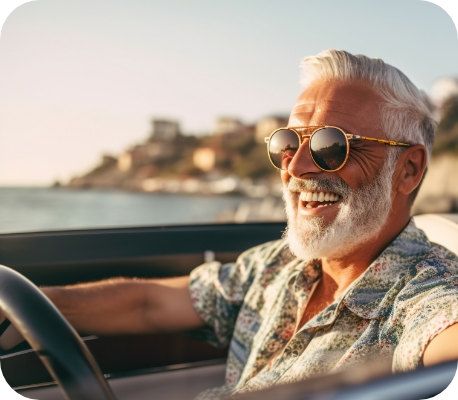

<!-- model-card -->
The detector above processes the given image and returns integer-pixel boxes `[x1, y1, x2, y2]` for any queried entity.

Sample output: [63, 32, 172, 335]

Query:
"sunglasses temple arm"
[355, 136, 411, 147]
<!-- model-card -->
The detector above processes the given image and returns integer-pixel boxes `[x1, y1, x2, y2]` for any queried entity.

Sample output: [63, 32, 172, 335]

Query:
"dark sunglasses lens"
[310, 128, 347, 171]
[269, 129, 300, 169]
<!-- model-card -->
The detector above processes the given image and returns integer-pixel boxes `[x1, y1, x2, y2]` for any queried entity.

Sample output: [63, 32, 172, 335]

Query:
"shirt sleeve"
[393, 263, 458, 371]
[187, 247, 261, 348]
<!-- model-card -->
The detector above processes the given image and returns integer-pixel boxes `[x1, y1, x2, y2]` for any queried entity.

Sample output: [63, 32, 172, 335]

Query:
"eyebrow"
[293, 99, 361, 106]
[292, 100, 359, 114]
[290, 109, 358, 118]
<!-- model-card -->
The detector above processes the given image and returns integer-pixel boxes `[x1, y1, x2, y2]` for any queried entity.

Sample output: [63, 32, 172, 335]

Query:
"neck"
[320, 206, 411, 297]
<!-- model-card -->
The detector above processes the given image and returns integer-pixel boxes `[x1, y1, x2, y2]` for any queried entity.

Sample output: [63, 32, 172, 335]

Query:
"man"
[1, 50, 458, 398]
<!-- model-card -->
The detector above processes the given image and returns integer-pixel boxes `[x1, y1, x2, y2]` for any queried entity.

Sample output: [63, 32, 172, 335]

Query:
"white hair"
[299, 50, 437, 162]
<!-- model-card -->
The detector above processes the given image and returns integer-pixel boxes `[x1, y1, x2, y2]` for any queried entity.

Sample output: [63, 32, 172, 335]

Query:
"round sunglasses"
[264, 126, 411, 172]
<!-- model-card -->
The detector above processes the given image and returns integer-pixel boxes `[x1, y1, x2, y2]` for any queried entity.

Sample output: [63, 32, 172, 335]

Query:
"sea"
[0, 187, 266, 234]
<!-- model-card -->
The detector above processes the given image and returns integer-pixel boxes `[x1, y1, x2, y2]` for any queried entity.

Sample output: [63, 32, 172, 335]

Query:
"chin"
[283, 172, 394, 261]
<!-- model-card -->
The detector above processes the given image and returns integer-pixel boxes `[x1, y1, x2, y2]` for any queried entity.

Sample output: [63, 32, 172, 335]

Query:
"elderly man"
[1, 50, 458, 397]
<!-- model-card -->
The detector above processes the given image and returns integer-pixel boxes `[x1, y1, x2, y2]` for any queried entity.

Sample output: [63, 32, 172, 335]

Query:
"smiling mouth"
[299, 190, 341, 209]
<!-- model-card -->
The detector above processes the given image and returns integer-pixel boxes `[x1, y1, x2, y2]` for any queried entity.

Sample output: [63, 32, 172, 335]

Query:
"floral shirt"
[188, 220, 458, 398]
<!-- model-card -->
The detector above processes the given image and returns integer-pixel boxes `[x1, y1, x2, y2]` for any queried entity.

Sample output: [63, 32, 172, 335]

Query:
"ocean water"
[0, 187, 258, 234]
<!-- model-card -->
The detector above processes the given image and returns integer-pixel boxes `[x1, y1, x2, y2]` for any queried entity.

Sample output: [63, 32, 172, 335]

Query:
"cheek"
[281, 171, 290, 186]
[337, 166, 368, 190]
[342, 149, 387, 188]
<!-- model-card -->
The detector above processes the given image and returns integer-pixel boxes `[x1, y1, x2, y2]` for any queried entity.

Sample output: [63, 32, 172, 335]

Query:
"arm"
[423, 323, 458, 367]
[1, 276, 205, 341]
[44, 276, 205, 335]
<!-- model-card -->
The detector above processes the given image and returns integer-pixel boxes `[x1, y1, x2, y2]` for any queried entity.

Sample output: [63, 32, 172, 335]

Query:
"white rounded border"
[0, 0, 457, 399]
[0, 4, 38, 396]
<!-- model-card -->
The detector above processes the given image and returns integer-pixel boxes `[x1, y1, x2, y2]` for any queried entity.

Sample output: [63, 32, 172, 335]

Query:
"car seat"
[413, 214, 458, 256]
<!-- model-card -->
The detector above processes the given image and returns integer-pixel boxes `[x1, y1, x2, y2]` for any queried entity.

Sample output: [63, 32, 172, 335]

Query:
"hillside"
[413, 95, 458, 214]
[66, 118, 279, 196]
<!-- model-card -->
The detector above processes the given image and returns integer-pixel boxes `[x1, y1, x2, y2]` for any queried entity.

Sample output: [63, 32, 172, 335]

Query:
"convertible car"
[0, 213, 457, 400]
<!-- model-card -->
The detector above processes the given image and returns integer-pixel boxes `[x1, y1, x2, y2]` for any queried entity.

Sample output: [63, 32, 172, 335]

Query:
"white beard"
[283, 153, 396, 261]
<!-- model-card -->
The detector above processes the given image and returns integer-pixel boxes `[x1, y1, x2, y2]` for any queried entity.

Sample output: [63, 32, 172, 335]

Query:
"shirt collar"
[289, 219, 432, 330]
[341, 219, 432, 320]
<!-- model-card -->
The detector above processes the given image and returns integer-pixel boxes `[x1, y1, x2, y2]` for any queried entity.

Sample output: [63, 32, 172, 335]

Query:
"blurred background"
[0, 0, 457, 233]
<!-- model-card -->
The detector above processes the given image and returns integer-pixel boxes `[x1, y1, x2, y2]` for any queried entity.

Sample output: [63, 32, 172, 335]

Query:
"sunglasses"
[264, 126, 411, 172]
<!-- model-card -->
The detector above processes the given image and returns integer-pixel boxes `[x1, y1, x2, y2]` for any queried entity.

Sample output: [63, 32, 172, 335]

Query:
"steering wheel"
[0, 265, 116, 400]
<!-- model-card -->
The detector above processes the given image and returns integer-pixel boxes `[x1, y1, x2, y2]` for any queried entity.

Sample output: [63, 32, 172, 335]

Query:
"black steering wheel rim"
[0, 264, 116, 400]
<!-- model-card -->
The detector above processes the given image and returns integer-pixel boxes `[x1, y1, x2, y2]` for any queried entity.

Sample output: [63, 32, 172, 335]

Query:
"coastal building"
[117, 146, 148, 171]
[255, 115, 289, 143]
[149, 119, 180, 141]
[193, 147, 216, 172]
[213, 117, 244, 136]
[117, 152, 133, 172]
[118, 142, 174, 172]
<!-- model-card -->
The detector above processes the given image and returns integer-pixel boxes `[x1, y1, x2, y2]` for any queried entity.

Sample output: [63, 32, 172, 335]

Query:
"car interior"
[0, 214, 457, 399]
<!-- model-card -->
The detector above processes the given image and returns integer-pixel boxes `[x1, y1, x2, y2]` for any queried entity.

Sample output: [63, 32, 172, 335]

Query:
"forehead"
[289, 80, 385, 136]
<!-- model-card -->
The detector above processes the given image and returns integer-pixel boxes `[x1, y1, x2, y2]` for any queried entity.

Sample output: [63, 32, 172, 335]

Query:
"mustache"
[286, 177, 351, 198]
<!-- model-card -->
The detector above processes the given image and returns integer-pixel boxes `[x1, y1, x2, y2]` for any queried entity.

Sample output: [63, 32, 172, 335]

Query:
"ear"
[395, 145, 428, 196]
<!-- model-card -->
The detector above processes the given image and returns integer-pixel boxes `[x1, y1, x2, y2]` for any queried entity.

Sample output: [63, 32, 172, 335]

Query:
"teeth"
[306, 204, 312, 208]
[300, 192, 314, 202]
[298, 191, 341, 206]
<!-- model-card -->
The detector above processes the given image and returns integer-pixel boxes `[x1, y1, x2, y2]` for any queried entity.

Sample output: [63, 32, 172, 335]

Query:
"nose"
[287, 138, 322, 178]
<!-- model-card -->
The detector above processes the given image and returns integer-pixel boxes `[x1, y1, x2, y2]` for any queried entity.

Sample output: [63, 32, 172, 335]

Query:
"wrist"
[41, 286, 64, 305]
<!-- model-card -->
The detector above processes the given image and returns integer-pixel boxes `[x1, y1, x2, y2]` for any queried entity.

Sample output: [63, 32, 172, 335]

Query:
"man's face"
[282, 79, 396, 260]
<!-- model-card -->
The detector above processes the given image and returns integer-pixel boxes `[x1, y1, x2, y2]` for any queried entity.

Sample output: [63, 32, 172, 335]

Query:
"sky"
[0, 0, 457, 185]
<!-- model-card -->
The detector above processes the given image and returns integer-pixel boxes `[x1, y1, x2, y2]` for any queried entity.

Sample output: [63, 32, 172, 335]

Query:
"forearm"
[1, 275, 205, 346]
[42, 276, 204, 336]
[42, 278, 150, 336]
[0, 280, 139, 350]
